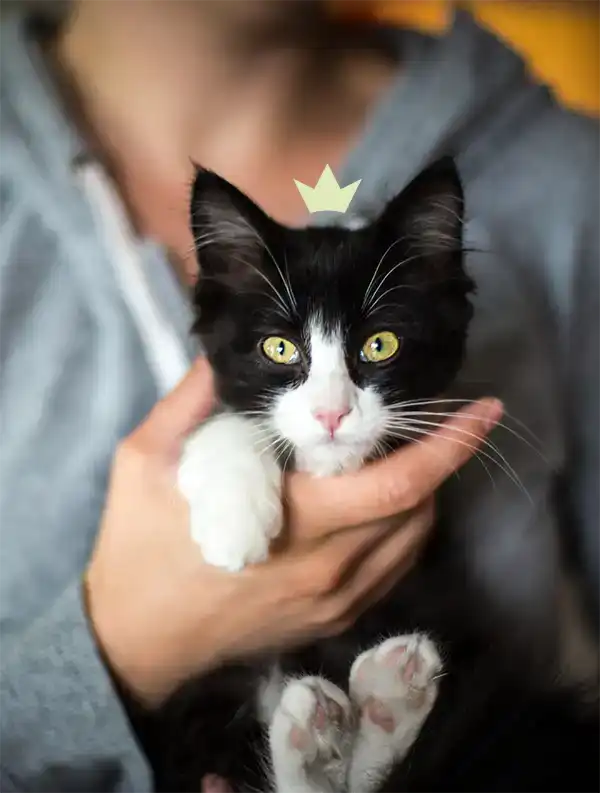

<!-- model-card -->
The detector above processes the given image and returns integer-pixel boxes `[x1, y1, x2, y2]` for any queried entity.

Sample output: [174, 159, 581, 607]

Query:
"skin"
[52, 0, 503, 710]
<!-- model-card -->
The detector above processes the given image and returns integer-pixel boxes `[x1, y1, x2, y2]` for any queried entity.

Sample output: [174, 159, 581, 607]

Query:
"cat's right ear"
[189, 165, 278, 288]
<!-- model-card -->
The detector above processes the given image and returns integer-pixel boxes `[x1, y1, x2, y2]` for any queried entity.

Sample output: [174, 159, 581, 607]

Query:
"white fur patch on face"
[271, 320, 387, 476]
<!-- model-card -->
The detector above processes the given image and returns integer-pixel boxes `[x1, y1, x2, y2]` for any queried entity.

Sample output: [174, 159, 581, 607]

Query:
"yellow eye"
[262, 336, 300, 365]
[360, 331, 400, 363]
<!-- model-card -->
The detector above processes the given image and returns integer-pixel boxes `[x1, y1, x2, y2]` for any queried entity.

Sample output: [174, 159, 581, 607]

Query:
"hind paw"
[269, 677, 354, 789]
[350, 633, 442, 734]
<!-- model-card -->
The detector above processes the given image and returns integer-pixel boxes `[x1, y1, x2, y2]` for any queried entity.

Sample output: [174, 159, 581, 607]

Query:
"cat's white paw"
[350, 633, 442, 734]
[347, 635, 442, 791]
[269, 677, 355, 791]
[178, 414, 282, 572]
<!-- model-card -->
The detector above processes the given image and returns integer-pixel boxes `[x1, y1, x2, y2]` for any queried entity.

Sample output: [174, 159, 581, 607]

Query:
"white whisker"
[386, 418, 509, 491]
[385, 420, 530, 500]
[365, 283, 418, 316]
[364, 253, 423, 311]
[391, 409, 546, 461]
[192, 217, 297, 319]
[237, 217, 298, 316]
[362, 234, 412, 309]
[280, 441, 295, 471]
[386, 399, 543, 449]
[381, 429, 468, 483]
[230, 253, 291, 317]
[386, 424, 500, 488]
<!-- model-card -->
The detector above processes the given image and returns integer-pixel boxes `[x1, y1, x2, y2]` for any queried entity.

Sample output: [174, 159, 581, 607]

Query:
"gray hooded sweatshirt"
[1, 8, 598, 792]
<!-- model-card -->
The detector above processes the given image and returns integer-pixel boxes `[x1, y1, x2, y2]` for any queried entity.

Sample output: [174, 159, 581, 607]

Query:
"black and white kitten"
[179, 158, 472, 570]
[153, 160, 598, 793]
[175, 157, 470, 792]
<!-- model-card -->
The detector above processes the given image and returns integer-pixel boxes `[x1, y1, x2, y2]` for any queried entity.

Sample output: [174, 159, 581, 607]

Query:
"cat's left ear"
[376, 157, 466, 281]
[189, 165, 278, 287]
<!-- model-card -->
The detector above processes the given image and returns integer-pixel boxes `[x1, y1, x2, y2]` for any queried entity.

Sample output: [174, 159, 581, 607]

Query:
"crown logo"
[294, 165, 361, 214]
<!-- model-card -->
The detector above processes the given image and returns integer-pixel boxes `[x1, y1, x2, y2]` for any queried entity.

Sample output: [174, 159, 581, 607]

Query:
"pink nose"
[314, 407, 351, 438]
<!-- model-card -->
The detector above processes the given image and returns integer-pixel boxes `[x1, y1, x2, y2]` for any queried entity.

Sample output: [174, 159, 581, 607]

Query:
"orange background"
[332, 1, 599, 117]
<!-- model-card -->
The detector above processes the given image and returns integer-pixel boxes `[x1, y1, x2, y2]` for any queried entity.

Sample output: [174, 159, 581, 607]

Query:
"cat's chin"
[294, 443, 370, 478]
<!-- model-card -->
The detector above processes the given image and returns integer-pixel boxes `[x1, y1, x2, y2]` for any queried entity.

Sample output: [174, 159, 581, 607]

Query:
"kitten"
[179, 157, 473, 570]
[151, 160, 598, 793]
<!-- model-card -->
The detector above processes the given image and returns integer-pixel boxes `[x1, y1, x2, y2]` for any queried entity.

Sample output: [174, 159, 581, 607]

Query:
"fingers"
[314, 503, 433, 634]
[272, 523, 381, 598]
[286, 398, 503, 536]
[273, 499, 433, 605]
[130, 357, 215, 457]
[340, 500, 432, 605]
[334, 497, 434, 589]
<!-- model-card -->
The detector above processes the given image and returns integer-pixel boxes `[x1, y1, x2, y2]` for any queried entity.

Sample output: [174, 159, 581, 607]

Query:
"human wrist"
[81, 572, 171, 708]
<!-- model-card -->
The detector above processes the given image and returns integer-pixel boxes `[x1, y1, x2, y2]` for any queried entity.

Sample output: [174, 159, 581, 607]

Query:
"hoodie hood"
[315, 9, 537, 226]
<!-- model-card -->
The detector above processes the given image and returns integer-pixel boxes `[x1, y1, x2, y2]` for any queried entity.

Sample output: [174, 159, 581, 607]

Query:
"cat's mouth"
[314, 432, 360, 450]
[317, 435, 344, 446]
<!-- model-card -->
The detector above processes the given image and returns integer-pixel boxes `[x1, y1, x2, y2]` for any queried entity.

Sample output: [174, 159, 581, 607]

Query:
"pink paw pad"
[350, 634, 443, 726]
[287, 684, 349, 749]
[289, 723, 310, 750]
[362, 695, 396, 733]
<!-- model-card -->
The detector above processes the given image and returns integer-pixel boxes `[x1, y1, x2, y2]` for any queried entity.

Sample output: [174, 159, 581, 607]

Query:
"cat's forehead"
[274, 233, 402, 332]
[286, 228, 370, 274]
[281, 233, 374, 298]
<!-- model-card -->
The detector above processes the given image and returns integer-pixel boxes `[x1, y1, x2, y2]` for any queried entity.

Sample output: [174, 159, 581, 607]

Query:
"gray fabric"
[1, 8, 598, 793]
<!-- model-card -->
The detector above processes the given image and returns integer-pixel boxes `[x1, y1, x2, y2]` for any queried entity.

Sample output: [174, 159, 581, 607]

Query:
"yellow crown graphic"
[294, 165, 361, 214]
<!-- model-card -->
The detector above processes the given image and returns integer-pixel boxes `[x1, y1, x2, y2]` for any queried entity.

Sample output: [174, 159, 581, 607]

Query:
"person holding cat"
[1, 1, 597, 792]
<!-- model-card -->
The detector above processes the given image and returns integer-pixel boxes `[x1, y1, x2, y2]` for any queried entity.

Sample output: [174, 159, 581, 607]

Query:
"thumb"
[133, 357, 215, 457]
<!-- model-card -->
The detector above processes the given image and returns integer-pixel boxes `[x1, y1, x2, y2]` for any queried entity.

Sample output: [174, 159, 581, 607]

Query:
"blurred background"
[332, 0, 599, 117]
[3, 0, 598, 116]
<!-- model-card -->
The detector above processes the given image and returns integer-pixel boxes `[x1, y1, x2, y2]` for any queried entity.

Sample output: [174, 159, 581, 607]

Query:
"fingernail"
[480, 398, 504, 431]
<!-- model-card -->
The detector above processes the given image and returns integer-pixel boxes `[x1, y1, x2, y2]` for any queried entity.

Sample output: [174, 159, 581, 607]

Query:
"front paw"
[178, 415, 283, 572]
[189, 482, 282, 572]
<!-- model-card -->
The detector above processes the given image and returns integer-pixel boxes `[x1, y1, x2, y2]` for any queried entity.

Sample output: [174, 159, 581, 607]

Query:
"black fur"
[143, 160, 598, 792]
[191, 157, 473, 438]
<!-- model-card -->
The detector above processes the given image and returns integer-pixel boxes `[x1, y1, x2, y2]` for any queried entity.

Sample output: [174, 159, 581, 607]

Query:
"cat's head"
[190, 158, 474, 476]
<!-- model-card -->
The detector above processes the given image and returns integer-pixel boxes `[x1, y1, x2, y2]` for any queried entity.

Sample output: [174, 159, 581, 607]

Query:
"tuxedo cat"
[179, 158, 474, 570]
[148, 160, 598, 793]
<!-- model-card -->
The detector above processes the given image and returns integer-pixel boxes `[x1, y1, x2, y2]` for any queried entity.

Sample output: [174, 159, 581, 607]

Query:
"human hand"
[85, 358, 502, 707]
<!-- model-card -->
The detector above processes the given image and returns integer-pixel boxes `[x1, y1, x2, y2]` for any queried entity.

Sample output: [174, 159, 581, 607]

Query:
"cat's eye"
[261, 336, 300, 365]
[360, 331, 401, 364]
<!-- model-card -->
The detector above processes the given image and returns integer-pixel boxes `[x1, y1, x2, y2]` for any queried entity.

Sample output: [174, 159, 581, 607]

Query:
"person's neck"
[51, 1, 396, 282]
